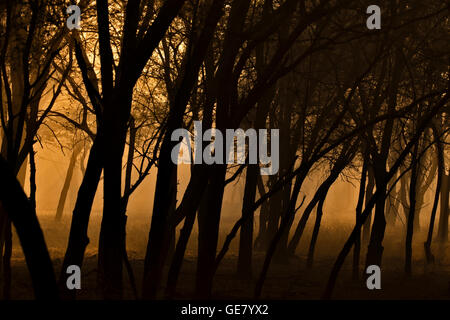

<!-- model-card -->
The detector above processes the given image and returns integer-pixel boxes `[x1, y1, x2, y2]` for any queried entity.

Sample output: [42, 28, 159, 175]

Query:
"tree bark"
[365, 158, 389, 268]
[424, 124, 444, 262]
[362, 166, 375, 245]
[0, 155, 58, 299]
[306, 195, 326, 268]
[29, 145, 36, 210]
[352, 159, 367, 280]
[55, 143, 81, 221]
[59, 135, 103, 299]
[254, 174, 269, 251]
[405, 142, 419, 275]
[437, 172, 449, 243]
[165, 194, 199, 298]
[237, 164, 258, 278]
[195, 165, 227, 298]
[97, 93, 129, 299]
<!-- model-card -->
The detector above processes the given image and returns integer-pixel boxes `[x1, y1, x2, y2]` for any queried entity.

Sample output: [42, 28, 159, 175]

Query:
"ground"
[7, 214, 450, 300]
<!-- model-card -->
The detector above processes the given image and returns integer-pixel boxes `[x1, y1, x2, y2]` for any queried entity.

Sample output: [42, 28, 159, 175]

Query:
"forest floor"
[8, 214, 450, 300]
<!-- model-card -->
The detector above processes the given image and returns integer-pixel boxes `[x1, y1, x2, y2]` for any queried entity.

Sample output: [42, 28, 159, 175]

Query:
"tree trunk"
[237, 164, 258, 279]
[275, 180, 295, 261]
[414, 131, 437, 233]
[362, 166, 375, 245]
[97, 94, 129, 299]
[195, 164, 227, 298]
[142, 151, 177, 299]
[29, 146, 37, 210]
[59, 134, 103, 299]
[0, 156, 58, 299]
[55, 144, 81, 221]
[385, 172, 397, 226]
[254, 175, 269, 251]
[437, 172, 449, 243]
[264, 184, 283, 252]
[399, 171, 410, 224]
[353, 159, 367, 280]
[304, 144, 356, 268]
[365, 160, 388, 268]
[287, 157, 346, 256]
[164, 164, 211, 298]
[165, 194, 199, 298]
[365, 187, 387, 268]
[237, 78, 271, 276]
[424, 124, 444, 263]
[306, 195, 326, 268]
[405, 143, 419, 275]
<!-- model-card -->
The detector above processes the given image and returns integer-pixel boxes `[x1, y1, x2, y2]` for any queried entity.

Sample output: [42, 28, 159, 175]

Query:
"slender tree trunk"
[264, 185, 283, 251]
[424, 125, 444, 263]
[59, 134, 103, 299]
[365, 164, 388, 268]
[237, 81, 271, 276]
[195, 164, 227, 298]
[254, 175, 269, 251]
[0, 138, 28, 301]
[362, 166, 374, 245]
[29, 145, 37, 210]
[164, 164, 211, 298]
[305, 145, 356, 268]
[287, 157, 346, 255]
[385, 172, 397, 226]
[255, 199, 269, 251]
[1, 158, 28, 300]
[237, 164, 258, 278]
[55, 144, 81, 221]
[161, 104, 214, 299]
[385, 151, 399, 226]
[412, 157, 428, 232]
[165, 195, 199, 298]
[120, 117, 139, 299]
[276, 170, 303, 262]
[323, 182, 386, 299]
[0, 156, 58, 299]
[287, 190, 321, 255]
[399, 171, 410, 224]
[306, 195, 326, 268]
[142, 150, 177, 299]
[437, 172, 449, 243]
[365, 190, 387, 267]
[353, 159, 367, 280]
[275, 180, 294, 261]
[414, 131, 437, 233]
[405, 143, 419, 275]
